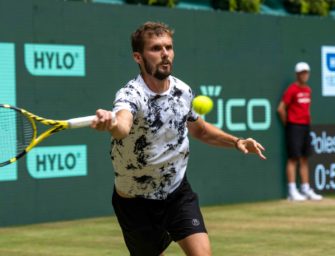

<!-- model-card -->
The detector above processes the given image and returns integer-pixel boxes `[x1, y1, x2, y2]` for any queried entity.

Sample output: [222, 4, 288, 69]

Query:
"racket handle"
[67, 115, 96, 128]
[67, 112, 116, 129]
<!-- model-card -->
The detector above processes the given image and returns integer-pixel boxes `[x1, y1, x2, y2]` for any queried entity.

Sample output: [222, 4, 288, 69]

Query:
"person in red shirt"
[277, 62, 322, 201]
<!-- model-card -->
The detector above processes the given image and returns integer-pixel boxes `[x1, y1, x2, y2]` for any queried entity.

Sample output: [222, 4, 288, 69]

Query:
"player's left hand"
[236, 138, 266, 160]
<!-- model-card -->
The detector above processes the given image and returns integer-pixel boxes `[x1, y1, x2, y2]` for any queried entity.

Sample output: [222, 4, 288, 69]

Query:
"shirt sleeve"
[112, 86, 139, 117]
[282, 85, 293, 106]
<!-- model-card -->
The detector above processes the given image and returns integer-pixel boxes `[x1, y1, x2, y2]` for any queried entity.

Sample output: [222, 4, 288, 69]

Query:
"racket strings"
[0, 107, 34, 163]
[17, 113, 35, 151]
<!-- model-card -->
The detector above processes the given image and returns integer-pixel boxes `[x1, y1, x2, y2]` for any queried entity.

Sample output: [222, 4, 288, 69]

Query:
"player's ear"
[133, 52, 142, 64]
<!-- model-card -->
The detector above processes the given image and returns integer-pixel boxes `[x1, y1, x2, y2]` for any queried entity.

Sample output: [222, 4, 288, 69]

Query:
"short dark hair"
[131, 21, 174, 53]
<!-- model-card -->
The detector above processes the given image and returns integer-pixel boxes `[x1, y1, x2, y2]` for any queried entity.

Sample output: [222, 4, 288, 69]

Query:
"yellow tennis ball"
[192, 95, 213, 115]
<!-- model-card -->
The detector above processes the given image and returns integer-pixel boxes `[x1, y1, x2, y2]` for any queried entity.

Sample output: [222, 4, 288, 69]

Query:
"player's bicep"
[113, 87, 139, 118]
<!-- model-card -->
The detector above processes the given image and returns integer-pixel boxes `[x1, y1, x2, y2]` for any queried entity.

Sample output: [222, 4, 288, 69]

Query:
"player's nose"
[161, 47, 169, 56]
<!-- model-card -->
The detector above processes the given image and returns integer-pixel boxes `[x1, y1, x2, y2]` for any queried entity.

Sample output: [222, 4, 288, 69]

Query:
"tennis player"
[91, 21, 266, 256]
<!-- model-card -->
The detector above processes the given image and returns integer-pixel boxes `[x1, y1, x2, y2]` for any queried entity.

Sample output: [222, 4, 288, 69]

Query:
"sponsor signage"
[199, 85, 271, 131]
[321, 46, 335, 96]
[24, 44, 85, 76]
[0, 43, 17, 181]
[26, 145, 87, 179]
[309, 125, 335, 193]
[0, 42, 87, 182]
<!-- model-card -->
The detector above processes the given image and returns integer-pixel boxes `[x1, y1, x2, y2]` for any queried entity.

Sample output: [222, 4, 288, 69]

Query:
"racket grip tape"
[67, 115, 96, 129]
[67, 112, 116, 129]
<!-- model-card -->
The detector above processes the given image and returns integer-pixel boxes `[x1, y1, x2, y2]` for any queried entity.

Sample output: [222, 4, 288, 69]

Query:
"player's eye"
[166, 45, 173, 51]
[151, 45, 162, 51]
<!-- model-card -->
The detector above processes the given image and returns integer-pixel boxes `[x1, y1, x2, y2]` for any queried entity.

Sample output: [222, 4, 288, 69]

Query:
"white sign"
[321, 46, 335, 96]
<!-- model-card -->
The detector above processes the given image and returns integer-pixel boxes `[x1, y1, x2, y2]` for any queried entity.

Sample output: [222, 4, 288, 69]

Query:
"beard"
[142, 56, 172, 81]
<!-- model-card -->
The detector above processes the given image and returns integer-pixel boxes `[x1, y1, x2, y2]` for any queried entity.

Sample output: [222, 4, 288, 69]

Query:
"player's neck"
[141, 73, 170, 94]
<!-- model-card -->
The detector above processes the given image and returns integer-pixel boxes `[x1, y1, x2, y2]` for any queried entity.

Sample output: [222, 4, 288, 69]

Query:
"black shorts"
[286, 123, 312, 158]
[111, 176, 207, 256]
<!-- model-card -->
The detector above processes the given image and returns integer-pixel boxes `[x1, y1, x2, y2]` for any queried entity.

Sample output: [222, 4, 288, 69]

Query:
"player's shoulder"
[116, 75, 145, 96]
[123, 75, 143, 90]
[170, 76, 193, 95]
[171, 76, 190, 88]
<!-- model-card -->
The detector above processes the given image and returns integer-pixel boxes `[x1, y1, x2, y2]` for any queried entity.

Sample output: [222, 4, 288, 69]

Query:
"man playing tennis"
[91, 21, 266, 256]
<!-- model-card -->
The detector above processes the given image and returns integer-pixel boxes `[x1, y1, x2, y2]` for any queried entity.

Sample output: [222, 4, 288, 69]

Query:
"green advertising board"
[0, 0, 335, 226]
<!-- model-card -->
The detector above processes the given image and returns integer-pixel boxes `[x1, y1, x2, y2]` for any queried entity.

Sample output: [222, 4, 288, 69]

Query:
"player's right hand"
[91, 109, 117, 131]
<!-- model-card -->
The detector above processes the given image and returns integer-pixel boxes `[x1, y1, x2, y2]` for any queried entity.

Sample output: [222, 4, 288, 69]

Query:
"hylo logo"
[24, 44, 85, 76]
[27, 145, 87, 179]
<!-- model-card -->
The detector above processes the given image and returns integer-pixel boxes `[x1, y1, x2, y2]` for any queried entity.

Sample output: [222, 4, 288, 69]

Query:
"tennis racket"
[0, 104, 98, 167]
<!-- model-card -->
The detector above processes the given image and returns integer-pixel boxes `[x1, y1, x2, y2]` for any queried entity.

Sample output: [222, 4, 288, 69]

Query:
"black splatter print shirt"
[111, 75, 198, 199]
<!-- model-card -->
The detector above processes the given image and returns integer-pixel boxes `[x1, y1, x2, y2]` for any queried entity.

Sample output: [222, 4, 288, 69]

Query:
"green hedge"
[284, 0, 335, 16]
[125, 0, 178, 7]
[212, 0, 263, 13]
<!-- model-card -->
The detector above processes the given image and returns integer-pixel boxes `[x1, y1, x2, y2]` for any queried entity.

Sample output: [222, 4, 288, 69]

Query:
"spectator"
[277, 62, 323, 201]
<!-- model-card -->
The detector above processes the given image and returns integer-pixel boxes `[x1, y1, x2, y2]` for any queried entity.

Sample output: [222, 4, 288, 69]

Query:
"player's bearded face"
[140, 34, 174, 80]
[142, 55, 172, 80]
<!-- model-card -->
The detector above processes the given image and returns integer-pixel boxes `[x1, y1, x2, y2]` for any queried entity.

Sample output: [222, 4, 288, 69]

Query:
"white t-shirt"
[111, 74, 198, 199]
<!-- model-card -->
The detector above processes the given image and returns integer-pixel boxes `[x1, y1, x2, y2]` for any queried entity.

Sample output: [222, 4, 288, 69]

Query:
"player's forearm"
[109, 120, 131, 139]
[195, 122, 238, 148]
[109, 110, 133, 140]
[91, 109, 132, 139]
